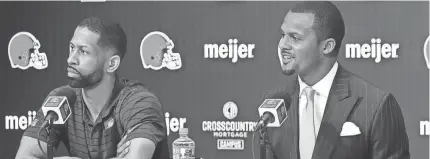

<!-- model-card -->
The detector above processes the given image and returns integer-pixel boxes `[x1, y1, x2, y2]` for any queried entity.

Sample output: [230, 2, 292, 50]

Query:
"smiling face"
[278, 11, 323, 76]
[67, 27, 109, 88]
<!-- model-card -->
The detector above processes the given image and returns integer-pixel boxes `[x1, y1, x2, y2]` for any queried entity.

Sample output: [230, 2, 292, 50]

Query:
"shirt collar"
[80, 75, 125, 123]
[298, 62, 338, 97]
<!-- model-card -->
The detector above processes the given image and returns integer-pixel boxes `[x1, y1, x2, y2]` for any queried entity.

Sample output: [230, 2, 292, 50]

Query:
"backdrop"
[0, 1, 428, 159]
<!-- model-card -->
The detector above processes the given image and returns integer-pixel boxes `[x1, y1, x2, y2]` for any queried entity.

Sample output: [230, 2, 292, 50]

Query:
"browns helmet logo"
[424, 35, 430, 69]
[8, 32, 48, 70]
[140, 31, 182, 70]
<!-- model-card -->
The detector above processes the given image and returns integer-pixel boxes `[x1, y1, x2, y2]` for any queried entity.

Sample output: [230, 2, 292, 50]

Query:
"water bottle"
[172, 128, 195, 159]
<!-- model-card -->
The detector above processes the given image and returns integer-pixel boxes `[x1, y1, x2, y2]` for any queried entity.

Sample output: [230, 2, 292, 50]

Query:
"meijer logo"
[345, 38, 399, 63]
[165, 112, 187, 136]
[5, 111, 37, 130]
[204, 38, 255, 63]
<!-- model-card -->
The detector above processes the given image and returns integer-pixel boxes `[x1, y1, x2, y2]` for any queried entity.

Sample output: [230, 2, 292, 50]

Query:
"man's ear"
[106, 55, 121, 73]
[320, 38, 336, 56]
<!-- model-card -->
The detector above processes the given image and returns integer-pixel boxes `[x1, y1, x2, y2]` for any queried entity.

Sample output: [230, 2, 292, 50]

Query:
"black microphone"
[39, 88, 76, 131]
[254, 89, 291, 132]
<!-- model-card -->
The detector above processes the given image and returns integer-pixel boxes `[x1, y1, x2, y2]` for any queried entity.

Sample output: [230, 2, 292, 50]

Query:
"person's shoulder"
[114, 78, 163, 119]
[343, 67, 391, 102]
[263, 86, 291, 99]
[48, 85, 80, 96]
[263, 77, 298, 98]
[117, 78, 160, 103]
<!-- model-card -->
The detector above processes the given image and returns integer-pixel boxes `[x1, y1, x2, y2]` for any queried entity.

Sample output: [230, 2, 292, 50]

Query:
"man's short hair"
[78, 17, 127, 60]
[291, 1, 345, 54]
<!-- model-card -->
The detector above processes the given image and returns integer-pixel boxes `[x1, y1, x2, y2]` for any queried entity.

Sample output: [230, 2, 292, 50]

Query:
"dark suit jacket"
[265, 65, 410, 159]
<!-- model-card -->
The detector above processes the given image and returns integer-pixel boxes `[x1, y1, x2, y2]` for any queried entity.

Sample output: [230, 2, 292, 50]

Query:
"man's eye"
[292, 35, 300, 41]
[79, 50, 87, 54]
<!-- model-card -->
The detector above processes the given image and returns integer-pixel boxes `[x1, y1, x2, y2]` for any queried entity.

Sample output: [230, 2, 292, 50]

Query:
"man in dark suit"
[265, 1, 410, 159]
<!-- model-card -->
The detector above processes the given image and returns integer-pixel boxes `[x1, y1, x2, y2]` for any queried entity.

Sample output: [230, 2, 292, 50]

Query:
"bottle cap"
[179, 128, 188, 135]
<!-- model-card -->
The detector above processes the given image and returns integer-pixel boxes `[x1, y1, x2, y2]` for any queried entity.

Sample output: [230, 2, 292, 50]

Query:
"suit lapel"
[288, 85, 300, 159]
[272, 79, 300, 159]
[311, 66, 359, 159]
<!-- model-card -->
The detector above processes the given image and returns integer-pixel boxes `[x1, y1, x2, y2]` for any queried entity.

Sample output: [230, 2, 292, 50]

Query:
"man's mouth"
[283, 55, 294, 59]
[281, 53, 295, 63]
[67, 67, 79, 75]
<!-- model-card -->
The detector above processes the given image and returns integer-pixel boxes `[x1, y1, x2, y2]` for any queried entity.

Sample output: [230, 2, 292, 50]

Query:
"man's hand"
[113, 138, 156, 159]
[117, 135, 131, 158]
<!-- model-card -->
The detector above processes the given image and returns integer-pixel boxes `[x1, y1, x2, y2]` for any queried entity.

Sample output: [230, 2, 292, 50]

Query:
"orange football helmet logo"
[424, 35, 430, 69]
[140, 31, 182, 70]
[8, 32, 48, 70]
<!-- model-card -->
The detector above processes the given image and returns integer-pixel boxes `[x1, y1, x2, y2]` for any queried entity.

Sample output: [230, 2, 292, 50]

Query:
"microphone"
[254, 89, 291, 132]
[39, 88, 76, 131]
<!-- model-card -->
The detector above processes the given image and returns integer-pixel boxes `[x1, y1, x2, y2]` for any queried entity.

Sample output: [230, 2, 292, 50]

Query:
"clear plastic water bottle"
[172, 128, 195, 159]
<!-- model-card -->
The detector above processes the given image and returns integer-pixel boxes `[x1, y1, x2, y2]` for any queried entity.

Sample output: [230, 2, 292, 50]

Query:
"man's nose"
[278, 38, 291, 50]
[67, 51, 78, 65]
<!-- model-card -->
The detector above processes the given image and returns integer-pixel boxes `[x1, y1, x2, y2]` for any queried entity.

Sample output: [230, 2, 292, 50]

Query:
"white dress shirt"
[298, 62, 338, 136]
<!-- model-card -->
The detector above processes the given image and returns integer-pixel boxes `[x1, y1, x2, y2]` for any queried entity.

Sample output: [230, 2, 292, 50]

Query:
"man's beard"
[68, 68, 103, 88]
[281, 63, 297, 76]
[278, 47, 297, 76]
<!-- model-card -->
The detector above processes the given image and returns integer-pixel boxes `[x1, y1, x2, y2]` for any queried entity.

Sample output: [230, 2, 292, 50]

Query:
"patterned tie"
[300, 87, 316, 159]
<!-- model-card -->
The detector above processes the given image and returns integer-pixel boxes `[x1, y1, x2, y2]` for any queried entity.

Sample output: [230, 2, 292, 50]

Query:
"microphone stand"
[259, 128, 273, 159]
[45, 118, 55, 159]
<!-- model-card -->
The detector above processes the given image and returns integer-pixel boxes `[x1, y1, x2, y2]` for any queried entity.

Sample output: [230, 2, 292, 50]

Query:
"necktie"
[300, 87, 316, 159]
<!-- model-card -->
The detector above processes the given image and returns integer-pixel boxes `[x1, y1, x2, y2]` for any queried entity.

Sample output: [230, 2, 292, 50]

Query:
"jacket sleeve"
[370, 93, 410, 159]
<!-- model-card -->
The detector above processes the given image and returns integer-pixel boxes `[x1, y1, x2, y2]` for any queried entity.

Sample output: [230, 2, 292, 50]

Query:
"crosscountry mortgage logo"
[140, 31, 182, 70]
[217, 139, 244, 150]
[202, 101, 257, 150]
[223, 101, 238, 120]
[8, 32, 48, 70]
